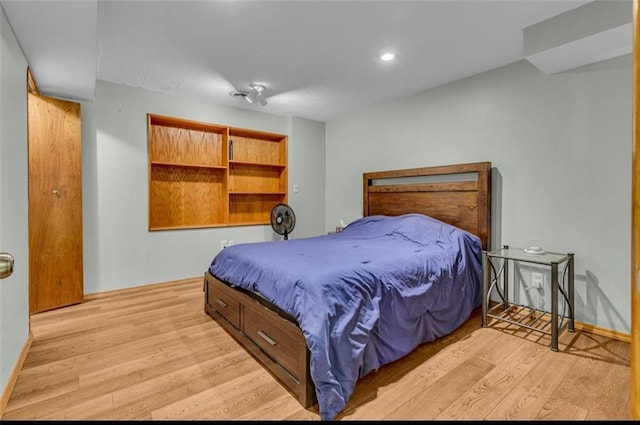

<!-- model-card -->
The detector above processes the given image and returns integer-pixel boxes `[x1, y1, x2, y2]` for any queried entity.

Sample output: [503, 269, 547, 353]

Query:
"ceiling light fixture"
[246, 83, 267, 106]
[229, 83, 268, 106]
[378, 52, 396, 62]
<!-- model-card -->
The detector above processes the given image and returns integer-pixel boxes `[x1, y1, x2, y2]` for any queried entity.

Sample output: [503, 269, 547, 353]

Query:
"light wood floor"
[2, 277, 630, 420]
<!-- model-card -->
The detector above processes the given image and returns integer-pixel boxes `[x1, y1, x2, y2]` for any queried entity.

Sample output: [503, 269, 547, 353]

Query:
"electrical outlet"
[227, 240, 234, 246]
[220, 240, 228, 249]
[532, 272, 544, 289]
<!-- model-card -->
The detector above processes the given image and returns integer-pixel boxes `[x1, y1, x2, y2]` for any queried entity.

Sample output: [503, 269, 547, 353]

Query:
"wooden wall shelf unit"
[147, 114, 288, 230]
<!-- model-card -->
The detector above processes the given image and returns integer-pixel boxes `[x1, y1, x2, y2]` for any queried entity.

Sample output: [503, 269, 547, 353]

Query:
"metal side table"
[482, 245, 575, 351]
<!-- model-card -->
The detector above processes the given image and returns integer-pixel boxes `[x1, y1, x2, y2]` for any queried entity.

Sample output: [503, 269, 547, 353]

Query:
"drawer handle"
[215, 298, 228, 308]
[257, 330, 277, 346]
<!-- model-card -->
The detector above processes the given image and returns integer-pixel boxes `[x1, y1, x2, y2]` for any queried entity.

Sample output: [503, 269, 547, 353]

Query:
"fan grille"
[270, 203, 295, 239]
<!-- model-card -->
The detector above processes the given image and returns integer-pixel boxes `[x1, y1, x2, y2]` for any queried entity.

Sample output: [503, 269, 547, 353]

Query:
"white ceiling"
[1, 0, 599, 123]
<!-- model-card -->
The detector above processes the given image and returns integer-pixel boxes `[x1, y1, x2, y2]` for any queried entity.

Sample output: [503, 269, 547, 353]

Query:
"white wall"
[325, 57, 631, 334]
[0, 4, 29, 398]
[81, 81, 326, 294]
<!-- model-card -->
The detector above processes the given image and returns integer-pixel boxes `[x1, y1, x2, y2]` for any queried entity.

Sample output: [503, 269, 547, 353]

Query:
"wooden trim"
[632, 0, 640, 418]
[574, 321, 631, 344]
[83, 276, 202, 301]
[0, 331, 33, 416]
[27, 67, 38, 94]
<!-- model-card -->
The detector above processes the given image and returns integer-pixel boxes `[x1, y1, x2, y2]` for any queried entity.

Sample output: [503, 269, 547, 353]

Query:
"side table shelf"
[482, 245, 575, 351]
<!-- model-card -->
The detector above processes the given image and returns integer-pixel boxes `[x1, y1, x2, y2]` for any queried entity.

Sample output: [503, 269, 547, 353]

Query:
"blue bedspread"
[208, 213, 483, 420]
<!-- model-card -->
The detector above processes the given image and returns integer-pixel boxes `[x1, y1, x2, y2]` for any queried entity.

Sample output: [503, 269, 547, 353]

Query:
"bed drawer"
[243, 301, 306, 380]
[207, 278, 241, 329]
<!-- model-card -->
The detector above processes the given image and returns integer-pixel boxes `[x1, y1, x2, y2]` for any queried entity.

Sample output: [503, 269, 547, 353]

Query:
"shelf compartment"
[147, 114, 287, 229]
[229, 162, 286, 193]
[229, 193, 286, 225]
[149, 164, 227, 230]
[228, 131, 286, 166]
[148, 115, 227, 167]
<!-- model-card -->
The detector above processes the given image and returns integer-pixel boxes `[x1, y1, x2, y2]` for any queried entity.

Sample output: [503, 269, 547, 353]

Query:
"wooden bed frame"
[204, 161, 492, 410]
[363, 161, 491, 250]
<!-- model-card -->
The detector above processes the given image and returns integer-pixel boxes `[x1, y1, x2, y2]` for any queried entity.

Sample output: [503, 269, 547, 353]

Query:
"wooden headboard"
[363, 162, 492, 250]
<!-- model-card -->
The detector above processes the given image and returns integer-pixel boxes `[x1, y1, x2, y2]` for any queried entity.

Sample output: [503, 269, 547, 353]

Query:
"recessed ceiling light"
[378, 52, 396, 62]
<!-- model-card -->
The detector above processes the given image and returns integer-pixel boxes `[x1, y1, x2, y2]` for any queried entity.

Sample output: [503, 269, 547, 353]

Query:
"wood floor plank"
[586, 360, 631, 419]
[25, 306, 204, 368]
[342, 323, 504, 419]
[56, 393, 115, 420]
[485, 346, 577, 420]
[385, 357, 495, 419]
[18, 320, 216, 389]
[583, 337, 631, 420]
[238, 393, 312, 420]
[540, 336, 620, 418]
[12, 321, 216, 399]
[536, 397, 589, 419]
[150, 369, 287, 419]
[435, 339, 548, 419]
[76, 328, 225, 389]
[108, 355, 260, 419]
[4, 328, 219, 418]
[2, 378, 79, 417]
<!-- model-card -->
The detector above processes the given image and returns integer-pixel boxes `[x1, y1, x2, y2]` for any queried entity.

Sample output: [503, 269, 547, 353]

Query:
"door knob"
[0, 252, 14, 279]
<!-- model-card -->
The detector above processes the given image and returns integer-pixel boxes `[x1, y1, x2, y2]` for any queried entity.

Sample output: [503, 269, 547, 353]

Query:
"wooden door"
[28, 92, 83, 314]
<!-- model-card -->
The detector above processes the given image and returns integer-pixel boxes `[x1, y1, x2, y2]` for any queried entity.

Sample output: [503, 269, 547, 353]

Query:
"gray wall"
[325, 57, 631, 334]
[0, 5, 29, 397]
[289, 116, 326, 237]
[81, 81, 326, 294]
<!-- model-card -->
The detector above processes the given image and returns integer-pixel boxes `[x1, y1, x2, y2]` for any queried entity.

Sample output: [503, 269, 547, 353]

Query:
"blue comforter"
[208, 213, 483, 420]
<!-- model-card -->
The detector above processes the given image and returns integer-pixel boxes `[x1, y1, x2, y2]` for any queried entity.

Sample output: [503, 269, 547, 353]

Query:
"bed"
[203, 161, 491, 420]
